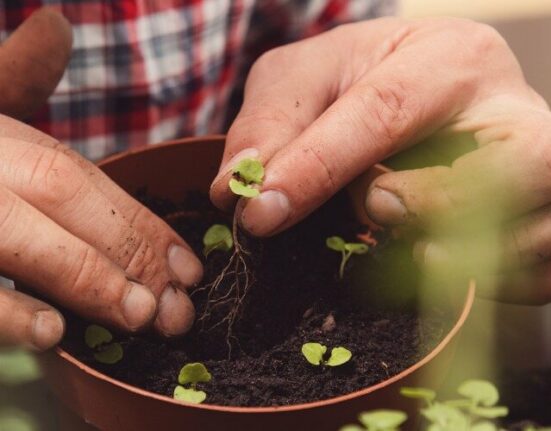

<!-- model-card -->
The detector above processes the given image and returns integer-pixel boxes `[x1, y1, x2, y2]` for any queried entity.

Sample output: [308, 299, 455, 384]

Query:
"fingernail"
[32, 310, 64, 350]
[240, 190, 290, 236]
[413, 241, 450, 265]
[168, 244, 204, 287]
[365, 187, 408, 225]
[212, 147, 260, 185]
[121, 281, 157, 330]
[155, 285, 195, 336]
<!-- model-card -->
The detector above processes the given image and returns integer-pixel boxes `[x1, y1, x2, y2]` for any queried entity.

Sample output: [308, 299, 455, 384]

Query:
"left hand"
[209, 17, 551, 304]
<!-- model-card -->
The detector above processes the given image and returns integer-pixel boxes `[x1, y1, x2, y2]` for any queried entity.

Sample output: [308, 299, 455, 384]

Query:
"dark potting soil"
[61, 191, 452, 407]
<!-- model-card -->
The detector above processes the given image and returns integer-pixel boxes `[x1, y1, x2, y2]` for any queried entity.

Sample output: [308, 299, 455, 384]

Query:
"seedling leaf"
[301, 342, 327, 366]
[326, 236, 346, 252]
[203, 224, 233, 256]
[229, 178, 259, 198]
[339, 426, 364, 431]
[232, 158, 264, 184]
[178, 363, 212, 386]
[94, 343, 123, 364]
[470, 422, 498, 431]
[85, 325, 113, 349]
[421, 403, 468, 429]
[173, 386, 207, 404]
[327, 347, 352, 367]
[344, 243, 369, 254]
[457, 380, 499, 406]
[400, 387, 436, 403]
[0, 350, 41, 385]
[358, 410, 408, 430]
[471, 406, 508, 419]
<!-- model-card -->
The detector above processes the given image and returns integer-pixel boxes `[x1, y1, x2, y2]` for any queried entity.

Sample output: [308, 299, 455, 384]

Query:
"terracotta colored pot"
[37, 136, 475, 431]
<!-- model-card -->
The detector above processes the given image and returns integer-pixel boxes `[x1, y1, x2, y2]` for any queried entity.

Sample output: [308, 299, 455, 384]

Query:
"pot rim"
[53, 137, 476, 414]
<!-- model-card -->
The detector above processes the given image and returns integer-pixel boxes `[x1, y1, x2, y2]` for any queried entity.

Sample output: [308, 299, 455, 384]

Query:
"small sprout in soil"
[173, 362, 212, 404]
[340, 410, 407, 431]
[203, 224, 233, 256]
[229, 158, 264, 198]
[301, 342, 352, 367]
[326, 236, 369, 279]
[84, 325, 123, 365]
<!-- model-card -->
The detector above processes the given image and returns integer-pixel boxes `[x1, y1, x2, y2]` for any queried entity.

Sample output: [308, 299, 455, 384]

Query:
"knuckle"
[64, 247, 106, 297]
[29, 147, 86, 207]
[118, 232, 162, 287]
[249, 47, 287, 79]
[356, 81, 413, 149]
[0, 188, 19, 233]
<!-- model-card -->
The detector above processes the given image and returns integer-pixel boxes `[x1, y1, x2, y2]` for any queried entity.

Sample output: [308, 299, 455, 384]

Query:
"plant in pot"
[34, 136, 475, 431]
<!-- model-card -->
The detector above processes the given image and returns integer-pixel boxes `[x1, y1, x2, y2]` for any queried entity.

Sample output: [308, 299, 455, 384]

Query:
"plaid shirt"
[0, 0, 395, 160]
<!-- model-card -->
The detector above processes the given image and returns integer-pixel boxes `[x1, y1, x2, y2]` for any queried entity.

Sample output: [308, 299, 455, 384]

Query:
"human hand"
[210, 17, 550, 303]
[0, 9, 203, 351]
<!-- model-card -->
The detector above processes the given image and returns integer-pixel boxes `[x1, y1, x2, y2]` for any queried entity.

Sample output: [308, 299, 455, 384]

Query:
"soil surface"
[62, 191, 451, 407]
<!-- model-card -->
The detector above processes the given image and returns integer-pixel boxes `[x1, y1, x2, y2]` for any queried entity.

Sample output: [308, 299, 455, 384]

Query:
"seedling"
[84, 325, 123, 365]
[195, 159, 267, 355]
[343, 380, 510, 431]
[301, 342, 352, 367]
[203, 224, 233, 256]
[341, 410, 407, 431]
[173, 363, 212, 404]
[229, 158, 264, 198]
[326, 236, 369, 279]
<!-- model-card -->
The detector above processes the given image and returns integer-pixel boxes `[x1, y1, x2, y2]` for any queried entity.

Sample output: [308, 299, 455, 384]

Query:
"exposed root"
[193, 213, 255, 356]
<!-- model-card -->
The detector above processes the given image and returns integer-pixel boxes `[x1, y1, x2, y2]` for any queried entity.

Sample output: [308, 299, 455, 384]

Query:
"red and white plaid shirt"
[0, 0, 395, 160]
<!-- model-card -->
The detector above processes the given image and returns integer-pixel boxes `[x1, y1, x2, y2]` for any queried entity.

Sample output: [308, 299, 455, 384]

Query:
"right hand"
[0, 8, 203, 351]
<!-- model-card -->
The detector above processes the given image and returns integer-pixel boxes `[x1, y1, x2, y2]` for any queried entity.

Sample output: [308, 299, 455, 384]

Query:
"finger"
[0, 184, 159, 332]
[235, 20, 527, 237]
[0, 287, 64, 350]
[0, 7, 72, 119]
[209, 18, 407, 211]
[0, 115, 203, 289]
[365, 117, 551, 228]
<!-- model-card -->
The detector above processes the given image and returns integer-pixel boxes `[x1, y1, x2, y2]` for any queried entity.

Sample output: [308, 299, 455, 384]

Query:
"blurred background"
[2, 1, 551, 429]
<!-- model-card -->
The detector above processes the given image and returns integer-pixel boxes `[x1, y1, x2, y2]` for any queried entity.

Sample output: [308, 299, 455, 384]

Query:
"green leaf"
[470, 422, 498, 431]
[471, 406, 508, 419]
[232, 158, 264, 184]
[0, 408, 37, 431]
[443, 399, 472, 409]
[301, 342, 327, 366]
[421, 403, 468, 429]
[358, 410, 408, 430]
[400, 387, 436, 403]
[326, 236, 346, 252]
[339, 426, 364, 431]
[203, 224, 233, 256]
[457, 380, 499, 406]
[344, 243, 369, 254]
[94, 343, 123, 364]
[0, 349, 41, 385]
[327, 347, 352, 367]
[85, 324, 113, 349]
[178, 363, 212, 386]
[229, 178, 259, 198]
[173, 386, 207, 404]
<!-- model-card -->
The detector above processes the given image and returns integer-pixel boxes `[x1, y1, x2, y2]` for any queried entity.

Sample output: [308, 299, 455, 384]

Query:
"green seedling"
[343, 380, 510, 431]
[326, 236, 369, 279]
[341, 410, 407, 431]
[301, 342, 352, 367]
[85, 325, 123, 365]
[203, 224, 233, 256]
[173, 362, 212, 404]
[229, 158, 264, 198]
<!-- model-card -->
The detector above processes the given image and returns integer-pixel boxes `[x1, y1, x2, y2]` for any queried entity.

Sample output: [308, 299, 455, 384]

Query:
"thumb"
[0, 7, 73, 119]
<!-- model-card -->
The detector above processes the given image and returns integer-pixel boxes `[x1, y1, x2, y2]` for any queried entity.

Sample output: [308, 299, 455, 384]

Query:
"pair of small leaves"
[85, 325, 123, 365]
[301, 342, 352, 367]
[326, 236, 369, 254]
[203, 224, 233, 256]
[173, 363, 212, 404]
[341, 410, 407, 431]
[229, 158, 264, 198]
